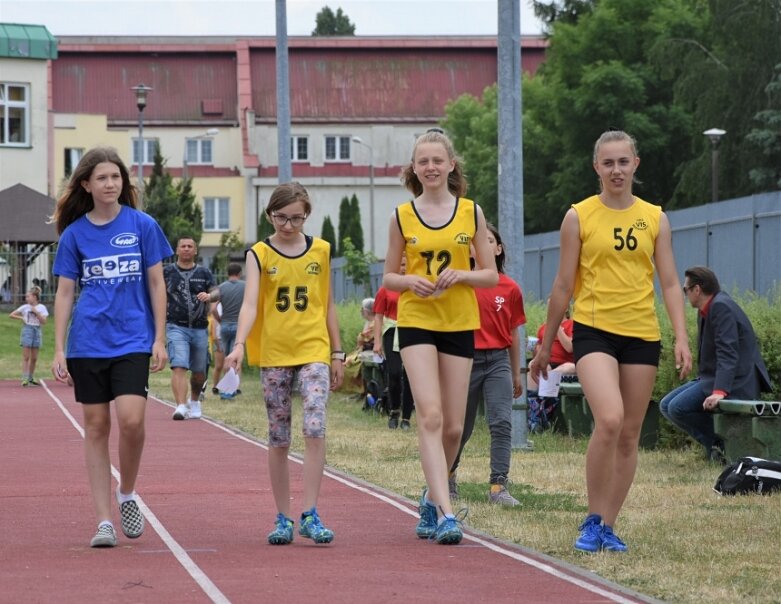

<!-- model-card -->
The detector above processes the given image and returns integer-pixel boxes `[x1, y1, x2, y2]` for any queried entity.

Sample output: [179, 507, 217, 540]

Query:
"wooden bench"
[714, 399, 781, 462]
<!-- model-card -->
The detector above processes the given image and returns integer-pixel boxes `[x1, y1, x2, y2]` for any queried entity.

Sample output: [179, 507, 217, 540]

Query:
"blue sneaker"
[574, 513, 603, 553]
[267, 513, 294, 545]
[416, 488, 438, 539]
[434, 508, 467, 545]
[601, 525, 628, 552]
[299, 508, 334, 544]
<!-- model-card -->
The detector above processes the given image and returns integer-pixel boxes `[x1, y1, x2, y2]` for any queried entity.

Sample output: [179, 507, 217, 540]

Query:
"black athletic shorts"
[67, 353, 151, 404]
[397, 327, 475, 359]
[573, 322, 660, 366]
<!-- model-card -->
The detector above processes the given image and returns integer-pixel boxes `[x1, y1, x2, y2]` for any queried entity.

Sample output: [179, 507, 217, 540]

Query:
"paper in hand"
[216, 367, 240, 394]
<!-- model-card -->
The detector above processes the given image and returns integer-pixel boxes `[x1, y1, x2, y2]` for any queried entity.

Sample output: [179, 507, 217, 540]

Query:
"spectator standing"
[164, 237, 216, 420]
[9, 285, 49, 386]
[208, 263, 246, 357]
[448, 224, 526, 506]
[50, 146, 171, 548]
[660, 266, 772, 462]
[530, 130, 692, 554]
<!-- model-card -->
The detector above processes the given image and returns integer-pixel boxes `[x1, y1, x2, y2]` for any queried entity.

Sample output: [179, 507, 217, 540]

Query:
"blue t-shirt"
[53, 206, 173, 358]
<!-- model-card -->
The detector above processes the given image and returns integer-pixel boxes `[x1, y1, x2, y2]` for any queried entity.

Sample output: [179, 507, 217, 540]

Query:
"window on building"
[324, 135, 351, 161]
[0, 83, 30, 146]
[203, 197, 230, 231]
[132, 138, 158, 165]
[290, 135, 309, 161]
[185, 138, 213, 164]
[64, 148, 84, 177]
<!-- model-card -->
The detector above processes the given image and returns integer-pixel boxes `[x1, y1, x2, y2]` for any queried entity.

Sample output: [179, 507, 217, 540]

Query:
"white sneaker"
[172, 403, 189, 420]
[189, 399, 202, 419]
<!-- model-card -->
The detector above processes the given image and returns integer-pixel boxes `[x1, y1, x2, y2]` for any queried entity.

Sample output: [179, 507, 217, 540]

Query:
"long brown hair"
[400, 129, 468, 198]
[51, 146, 137, 235]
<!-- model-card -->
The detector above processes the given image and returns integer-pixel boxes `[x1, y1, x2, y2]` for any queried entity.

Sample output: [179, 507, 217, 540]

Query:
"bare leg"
[602, 364, 656, 525]
[21, 347, 31, 378]
[438, 353, 472, 471]
[114, 394, 147, 496]
[402, 344, 453, 516]
[302, 437, 326, 510]
[28, 348, 40, 378]
[171, 367, 189, 404]
[82, 403, 113, 523]
[190, 371, 206, 400]
[268, 447, 291, 517]
[577, 353, 623, 519]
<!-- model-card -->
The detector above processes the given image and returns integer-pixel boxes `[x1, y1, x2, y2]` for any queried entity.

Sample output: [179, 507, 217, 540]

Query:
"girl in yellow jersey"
[530, 131, 692, 553]
[225, 182, 344, 546]
[383, 128, 498, 545]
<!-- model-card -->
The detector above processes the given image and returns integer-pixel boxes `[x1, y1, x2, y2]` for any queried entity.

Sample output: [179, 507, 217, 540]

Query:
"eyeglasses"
[271, 213, 307, 227]
[683, 284, 695, 293]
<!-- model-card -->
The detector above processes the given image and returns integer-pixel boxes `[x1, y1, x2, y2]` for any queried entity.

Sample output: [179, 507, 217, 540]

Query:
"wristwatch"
[331, 350, 346, 362]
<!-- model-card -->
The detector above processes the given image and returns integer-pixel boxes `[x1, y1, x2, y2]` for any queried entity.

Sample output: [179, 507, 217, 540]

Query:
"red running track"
[0, 380, 657, 604]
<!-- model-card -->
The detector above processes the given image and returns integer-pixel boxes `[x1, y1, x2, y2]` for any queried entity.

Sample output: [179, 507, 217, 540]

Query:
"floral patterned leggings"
[261, 362, 330, 447]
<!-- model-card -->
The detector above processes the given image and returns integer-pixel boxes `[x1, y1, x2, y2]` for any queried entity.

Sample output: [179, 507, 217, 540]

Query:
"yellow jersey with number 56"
[396, 198, 479, 332]
[572, 195, 662, 341]
[246, 236, 331, 367]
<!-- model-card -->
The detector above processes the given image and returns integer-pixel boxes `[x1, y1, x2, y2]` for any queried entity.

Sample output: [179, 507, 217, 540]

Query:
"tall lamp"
[703, 128, 726, 203]
[351, 136, 375, 254]
[131, 84, 153, 206]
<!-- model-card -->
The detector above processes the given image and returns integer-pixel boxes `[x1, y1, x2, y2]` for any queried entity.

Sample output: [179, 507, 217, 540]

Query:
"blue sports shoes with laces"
[601, 524, 628, 552]
[434, 509, 467, 545]
[574, 513, 603, 552]
[299, 507, 334, 544]
[267, 513, 294, 545]
[416, 488, 438, 539]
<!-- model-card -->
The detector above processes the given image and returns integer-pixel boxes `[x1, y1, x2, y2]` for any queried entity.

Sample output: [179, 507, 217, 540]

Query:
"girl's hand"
[224, 344, 245, 374]
[51, 352, 72, 385]
[330, 359, 344, 390]
[433, 268, 465, 293]
[405, 275, 437, 298]
[150, 340, 168, 373]
[674, 339, 693, 380]
[529, 348, 551, 384]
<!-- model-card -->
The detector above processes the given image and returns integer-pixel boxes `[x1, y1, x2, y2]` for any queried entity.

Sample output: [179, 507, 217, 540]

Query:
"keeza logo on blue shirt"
[82, 254, 143, 281]
[111, 233, 139, 248]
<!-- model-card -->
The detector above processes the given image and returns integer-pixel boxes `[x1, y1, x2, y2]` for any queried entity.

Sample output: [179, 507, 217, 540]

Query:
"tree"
[531, 0, 596, 31]
[144, 143, 203, 250]
[348, 193, 364, 253]
[210, 230, 244, 277]
[342, 238, 377, 297]
[321, 215, 337, 257]
[336, 195, 351, 256]
[312, 6, 356, 36]
[653, 0, 781, 203]
[746, 63, 781, 190]
[257, 214, 274, 242]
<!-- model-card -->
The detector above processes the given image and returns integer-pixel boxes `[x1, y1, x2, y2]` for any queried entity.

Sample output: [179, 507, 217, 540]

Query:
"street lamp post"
[131, 84, 153, 206]
[703, 128, 726, 203]
[351, 136, 374, 254]
[183, 128, 220, 180]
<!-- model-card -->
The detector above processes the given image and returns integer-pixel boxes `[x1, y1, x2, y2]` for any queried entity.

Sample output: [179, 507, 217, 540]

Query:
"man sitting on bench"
[660, 266, 772, 463]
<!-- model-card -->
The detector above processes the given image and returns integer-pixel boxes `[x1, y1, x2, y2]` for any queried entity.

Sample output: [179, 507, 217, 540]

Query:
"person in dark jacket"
[660, 266, 772, 462]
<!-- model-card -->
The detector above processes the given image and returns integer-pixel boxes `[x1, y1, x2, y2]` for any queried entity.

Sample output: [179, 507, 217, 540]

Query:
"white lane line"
[42, 382, 230, 604]
[161, 396, 646, 604]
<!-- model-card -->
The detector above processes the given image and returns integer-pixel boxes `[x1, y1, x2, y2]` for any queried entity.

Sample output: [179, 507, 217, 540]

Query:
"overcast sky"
[1, 0, 544, 37]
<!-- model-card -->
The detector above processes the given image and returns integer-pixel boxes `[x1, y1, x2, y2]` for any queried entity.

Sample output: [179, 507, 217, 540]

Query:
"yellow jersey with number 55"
[572, 195, 661, 340]
[246, 236, 331, 367]
[396, 198, 479, 332]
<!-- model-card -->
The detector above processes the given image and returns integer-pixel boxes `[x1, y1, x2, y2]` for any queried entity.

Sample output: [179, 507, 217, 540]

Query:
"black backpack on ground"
[713, 456, 781, 495]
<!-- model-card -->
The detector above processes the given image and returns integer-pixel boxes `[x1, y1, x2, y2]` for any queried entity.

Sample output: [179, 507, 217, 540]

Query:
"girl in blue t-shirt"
[51, 146, 173, 549]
